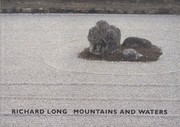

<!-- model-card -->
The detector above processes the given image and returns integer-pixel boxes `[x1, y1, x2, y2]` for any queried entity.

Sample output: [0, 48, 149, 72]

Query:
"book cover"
[0, 0, 180, 126]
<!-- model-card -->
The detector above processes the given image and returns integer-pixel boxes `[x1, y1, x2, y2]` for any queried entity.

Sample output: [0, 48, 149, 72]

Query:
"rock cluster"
[79, 20, 162, 62]
[88, 20, 121, 55]
[121, 37, 153, 61]
[122, 49, 143, 61]
[122, 37, 152, 48]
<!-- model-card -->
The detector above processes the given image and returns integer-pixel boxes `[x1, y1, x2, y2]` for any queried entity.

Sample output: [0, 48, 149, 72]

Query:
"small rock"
[122, 37, 152, 48]
[123, 49, 143, 61]
[88, 20, 121, 55]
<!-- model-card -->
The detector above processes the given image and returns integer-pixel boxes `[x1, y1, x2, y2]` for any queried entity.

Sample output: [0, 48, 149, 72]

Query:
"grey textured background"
[0, 14, 180, 127]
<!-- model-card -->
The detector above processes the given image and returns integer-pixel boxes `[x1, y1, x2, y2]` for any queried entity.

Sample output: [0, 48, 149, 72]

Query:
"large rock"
[88, 20, 121, 55]
[122, 37, 152, 48]
[123, 49, 143, 61]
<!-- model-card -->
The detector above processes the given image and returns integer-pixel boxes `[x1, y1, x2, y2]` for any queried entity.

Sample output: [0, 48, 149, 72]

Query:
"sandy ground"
[0, 14, 180, 127]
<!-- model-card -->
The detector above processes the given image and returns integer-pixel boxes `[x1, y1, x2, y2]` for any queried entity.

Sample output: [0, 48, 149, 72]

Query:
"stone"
[88, 20, 121, 55]
[122, 37, 152, 48]
[123, 49, 143, 61]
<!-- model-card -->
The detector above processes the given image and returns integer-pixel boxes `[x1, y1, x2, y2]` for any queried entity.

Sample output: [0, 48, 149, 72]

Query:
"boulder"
[122, 37, 152, 48]
[123, 49, 143, 61]
[88, 20, 121, 55]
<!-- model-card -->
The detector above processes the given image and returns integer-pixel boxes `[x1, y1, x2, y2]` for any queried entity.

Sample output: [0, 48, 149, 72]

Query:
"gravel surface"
[0, 14, 180, 127]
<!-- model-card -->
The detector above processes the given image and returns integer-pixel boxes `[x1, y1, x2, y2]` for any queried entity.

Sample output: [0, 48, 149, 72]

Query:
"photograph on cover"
[0, 0, 180, 127]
